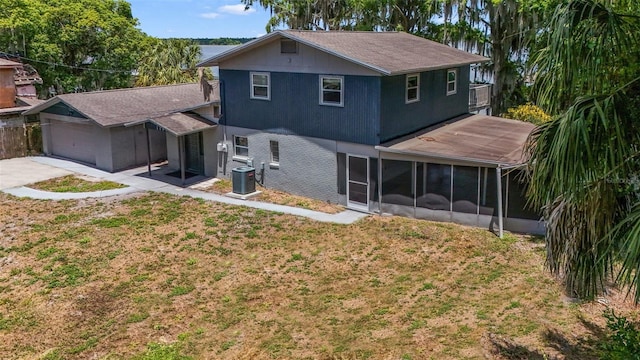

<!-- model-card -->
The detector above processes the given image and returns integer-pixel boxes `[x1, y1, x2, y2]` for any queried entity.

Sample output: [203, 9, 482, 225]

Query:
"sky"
[128, 0, 275, 39]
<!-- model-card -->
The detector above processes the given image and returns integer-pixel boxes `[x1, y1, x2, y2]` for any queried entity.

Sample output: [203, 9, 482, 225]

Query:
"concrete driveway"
[0, 157, 72, 190]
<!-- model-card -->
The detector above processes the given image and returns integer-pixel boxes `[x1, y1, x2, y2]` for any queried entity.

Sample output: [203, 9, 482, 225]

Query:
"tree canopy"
[0, 0, 146, 94]
[136, 38, 212, 87]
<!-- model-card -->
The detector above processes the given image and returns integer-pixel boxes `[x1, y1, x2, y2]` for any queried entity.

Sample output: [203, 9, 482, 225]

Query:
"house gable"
[218, 37, 381, 77]
[40, 102, 89, 120]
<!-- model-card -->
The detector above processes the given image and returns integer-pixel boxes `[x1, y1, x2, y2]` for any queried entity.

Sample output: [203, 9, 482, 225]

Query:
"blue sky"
[128, 0, 275, 38]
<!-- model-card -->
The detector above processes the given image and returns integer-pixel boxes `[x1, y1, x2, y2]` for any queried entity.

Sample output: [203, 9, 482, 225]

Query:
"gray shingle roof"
[378, 114, 535, 166]
[199, 30, 488, 75]
[24, 82, 219, 127]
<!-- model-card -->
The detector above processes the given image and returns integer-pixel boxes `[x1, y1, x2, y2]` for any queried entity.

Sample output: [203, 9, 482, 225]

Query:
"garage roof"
[148, 112, 217, 136]
[24, 82, 219, 127]
[376, 114, 535, 167]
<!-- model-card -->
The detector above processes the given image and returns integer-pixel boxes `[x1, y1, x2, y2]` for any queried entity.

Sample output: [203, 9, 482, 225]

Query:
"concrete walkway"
[0, 156, 369, 225]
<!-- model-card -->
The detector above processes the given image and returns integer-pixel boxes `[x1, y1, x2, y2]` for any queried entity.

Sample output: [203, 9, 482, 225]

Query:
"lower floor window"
[234, 136, 248, 157]
[270, 140, 279, 164]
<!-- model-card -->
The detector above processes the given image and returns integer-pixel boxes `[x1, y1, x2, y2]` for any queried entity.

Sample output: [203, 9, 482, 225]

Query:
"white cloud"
[200, 12, 220, 19]
[218, 4, 255, 15]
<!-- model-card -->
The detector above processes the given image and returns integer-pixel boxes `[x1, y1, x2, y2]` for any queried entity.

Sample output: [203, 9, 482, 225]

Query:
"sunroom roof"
[376, 114, 535, 167]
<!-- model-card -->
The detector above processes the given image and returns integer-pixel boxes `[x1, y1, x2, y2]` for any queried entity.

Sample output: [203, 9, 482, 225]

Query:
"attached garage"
[49, 119, 96, 165]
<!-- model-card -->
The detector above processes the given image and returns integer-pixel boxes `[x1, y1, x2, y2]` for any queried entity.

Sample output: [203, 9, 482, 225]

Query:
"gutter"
[374, 145, 526, 168]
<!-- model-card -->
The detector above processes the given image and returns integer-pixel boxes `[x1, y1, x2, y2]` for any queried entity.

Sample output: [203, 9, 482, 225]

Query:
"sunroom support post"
[496, 166, 504, 238]
[378, 153, 382, 215]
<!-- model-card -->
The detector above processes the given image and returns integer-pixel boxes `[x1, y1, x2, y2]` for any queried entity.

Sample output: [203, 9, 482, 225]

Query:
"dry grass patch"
[29, 175, 127, 193]
[207, 179, 343, 214]
[0, 192, 634, 359]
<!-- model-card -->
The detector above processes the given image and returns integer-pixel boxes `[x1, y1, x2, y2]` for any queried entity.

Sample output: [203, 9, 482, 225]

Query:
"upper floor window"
[320, 75, 343, 107]
[280, 39, 297, 54]
[234, 136, 249, 158]
[406, 74, 420, 103]
[251, 72, 270, 100]
[447, 69, 457, 95]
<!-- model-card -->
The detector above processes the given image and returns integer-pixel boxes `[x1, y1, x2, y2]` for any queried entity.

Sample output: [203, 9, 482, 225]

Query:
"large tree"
[527, 0, 640, 301]
[0, 0, 146, 94]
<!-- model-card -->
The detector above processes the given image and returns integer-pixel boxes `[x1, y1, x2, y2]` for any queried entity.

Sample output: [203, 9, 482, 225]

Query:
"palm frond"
[531, 0, 640, 114]
[526, 81, 640, 300]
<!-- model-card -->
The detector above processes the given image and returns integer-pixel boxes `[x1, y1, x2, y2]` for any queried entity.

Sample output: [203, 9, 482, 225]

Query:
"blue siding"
[41, 102, 88, 119]
[220, 70, 381, 145]
[380, 66, 470, 142]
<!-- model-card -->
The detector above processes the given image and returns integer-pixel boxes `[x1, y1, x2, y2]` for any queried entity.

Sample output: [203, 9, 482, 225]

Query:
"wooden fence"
[0, 122, 42, 159]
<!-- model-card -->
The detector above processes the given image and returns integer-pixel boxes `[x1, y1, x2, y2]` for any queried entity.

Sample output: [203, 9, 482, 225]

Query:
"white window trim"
[232, 135, 249, 161]
[319, 75, 344, 107]
[447, 69, 457, 96]
[269, 140, 280, 169]
[405, 73, 420, 103]
[250, 72, 270, 100]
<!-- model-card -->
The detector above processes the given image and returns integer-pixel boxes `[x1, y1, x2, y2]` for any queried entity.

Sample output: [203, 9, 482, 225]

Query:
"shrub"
[501, 103, 551, 125]
[600, 309, 640, 360]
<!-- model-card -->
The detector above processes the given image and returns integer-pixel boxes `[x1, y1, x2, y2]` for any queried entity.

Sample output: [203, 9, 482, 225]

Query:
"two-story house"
[199, 30, 542, 235]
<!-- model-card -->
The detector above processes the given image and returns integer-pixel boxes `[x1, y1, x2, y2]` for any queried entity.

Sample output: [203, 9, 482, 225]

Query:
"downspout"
[496, 165, 504, 238]
[220, 79, 228, 175]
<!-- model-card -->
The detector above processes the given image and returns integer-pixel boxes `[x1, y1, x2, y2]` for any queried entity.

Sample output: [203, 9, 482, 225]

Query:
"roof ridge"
[282, 29, 404, 34]
[58, 82, 201, 97]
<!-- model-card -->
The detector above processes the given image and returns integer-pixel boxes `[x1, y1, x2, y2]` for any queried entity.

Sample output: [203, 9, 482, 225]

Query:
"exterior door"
[347, 155, 369, 211]
[185, 132, 204, 174]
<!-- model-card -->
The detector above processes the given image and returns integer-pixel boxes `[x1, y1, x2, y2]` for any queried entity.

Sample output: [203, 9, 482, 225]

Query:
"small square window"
[270, 140, 279, 164]
[319, 75, 343, 106]
[406, 74, 420, 103]
[251, 72, 270, 100]
[234, 136, 249, 157]
[447, 69, 457, 95]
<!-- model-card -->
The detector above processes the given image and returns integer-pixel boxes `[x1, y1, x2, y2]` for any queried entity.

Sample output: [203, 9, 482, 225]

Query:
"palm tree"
[136, 39, 211, 87]
[527, 0, 640, 301]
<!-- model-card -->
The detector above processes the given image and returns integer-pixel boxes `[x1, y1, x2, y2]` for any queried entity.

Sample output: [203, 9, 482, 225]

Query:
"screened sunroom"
[375, 114, 544, 236]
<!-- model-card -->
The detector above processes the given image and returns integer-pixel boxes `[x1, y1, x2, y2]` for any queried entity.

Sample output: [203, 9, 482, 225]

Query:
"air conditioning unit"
[231, 166, 256, 195]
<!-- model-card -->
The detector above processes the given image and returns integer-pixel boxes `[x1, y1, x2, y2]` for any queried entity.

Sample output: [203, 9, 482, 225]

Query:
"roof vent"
[280, 39, 297, 54]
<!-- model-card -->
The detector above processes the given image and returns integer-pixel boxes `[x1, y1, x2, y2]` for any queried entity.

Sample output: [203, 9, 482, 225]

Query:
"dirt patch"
[203, 178, 344, 214]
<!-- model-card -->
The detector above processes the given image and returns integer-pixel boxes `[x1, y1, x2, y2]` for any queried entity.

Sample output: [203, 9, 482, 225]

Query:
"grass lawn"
[29, 175, 127, 193]
[0, 192, 634, 359]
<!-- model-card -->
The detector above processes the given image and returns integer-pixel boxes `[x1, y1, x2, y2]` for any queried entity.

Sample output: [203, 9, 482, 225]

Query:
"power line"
[0, 51, 133, 74]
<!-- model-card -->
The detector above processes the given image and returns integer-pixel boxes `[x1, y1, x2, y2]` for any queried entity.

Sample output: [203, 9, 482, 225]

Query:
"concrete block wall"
[218, 126, 341, 204]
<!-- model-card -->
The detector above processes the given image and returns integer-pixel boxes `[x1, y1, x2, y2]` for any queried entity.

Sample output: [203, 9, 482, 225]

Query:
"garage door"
[50, 119, 96, 165]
